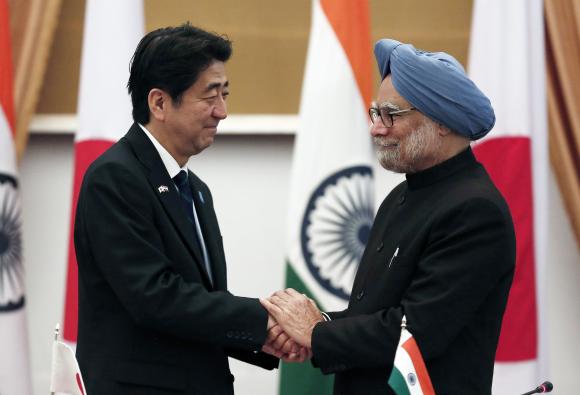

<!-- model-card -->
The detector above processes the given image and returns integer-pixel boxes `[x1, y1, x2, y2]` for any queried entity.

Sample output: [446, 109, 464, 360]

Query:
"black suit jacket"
[311, 148, 515, 395]
[74, 124, 277, 395]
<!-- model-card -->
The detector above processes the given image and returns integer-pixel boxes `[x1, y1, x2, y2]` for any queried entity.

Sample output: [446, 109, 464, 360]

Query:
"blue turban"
[374, 39, 495, 140]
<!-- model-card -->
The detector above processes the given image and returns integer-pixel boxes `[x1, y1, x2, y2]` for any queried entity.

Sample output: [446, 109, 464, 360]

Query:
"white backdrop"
[20, 132, 580, 394]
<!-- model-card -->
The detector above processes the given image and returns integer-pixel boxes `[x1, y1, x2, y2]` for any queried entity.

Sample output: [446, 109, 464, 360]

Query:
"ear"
[148, 88, 169, 122]
[437, 123, 452, 137]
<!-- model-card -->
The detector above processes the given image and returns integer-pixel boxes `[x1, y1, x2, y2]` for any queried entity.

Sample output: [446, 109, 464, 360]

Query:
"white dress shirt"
[138, 123, 213, 284]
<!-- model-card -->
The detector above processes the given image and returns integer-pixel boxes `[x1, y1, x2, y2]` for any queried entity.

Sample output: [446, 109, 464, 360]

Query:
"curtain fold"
[8, 0, 62, 160]
[545, 0, 580, 247]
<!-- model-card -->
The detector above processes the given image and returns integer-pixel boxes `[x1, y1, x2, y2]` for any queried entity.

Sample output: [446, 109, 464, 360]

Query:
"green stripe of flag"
[279, 262, 334, 395]
[388, 367, 412, 395]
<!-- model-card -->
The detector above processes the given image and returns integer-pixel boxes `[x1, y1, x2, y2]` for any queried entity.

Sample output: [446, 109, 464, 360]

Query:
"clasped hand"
[260, 288, 324, 363]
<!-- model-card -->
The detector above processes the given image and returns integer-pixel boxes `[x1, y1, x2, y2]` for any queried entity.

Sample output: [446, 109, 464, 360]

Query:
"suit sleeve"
[227, 348, 279, 370]
[76, 162, 269, 352]
[327, 309, 348, 320]
[310, 198, 515, 374]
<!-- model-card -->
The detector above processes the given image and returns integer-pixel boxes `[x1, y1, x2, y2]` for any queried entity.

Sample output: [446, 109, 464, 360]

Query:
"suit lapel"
[189, 174, 226, 290]
[124, 124, 213, 288]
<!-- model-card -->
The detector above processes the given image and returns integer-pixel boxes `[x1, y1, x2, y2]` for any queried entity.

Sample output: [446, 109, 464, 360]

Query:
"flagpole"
[50, 323, 59, 395]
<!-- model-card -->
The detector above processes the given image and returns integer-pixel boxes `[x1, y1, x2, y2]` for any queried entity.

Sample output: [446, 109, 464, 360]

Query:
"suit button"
[398, 194, 406, 205]
[227, 331, 233, 338]
[376, 242, 383, 252]
[356, 290, 364, 300]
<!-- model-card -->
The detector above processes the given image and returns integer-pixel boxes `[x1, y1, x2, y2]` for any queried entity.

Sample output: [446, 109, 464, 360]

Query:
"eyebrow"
[377, 101, 401, 111]
[205, 80, 229, 92]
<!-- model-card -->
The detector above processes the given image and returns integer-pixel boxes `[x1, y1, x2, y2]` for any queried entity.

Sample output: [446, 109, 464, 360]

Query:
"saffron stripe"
[402, 337, 435, 395]
[0, 0, 15, 133]
[319, 0, 372, 106]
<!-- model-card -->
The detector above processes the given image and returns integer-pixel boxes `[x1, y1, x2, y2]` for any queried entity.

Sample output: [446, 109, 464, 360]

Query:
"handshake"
[260, 288, 324, 363]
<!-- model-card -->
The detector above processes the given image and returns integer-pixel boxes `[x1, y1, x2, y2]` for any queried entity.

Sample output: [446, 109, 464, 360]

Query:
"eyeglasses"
[369, 104, 416, 127]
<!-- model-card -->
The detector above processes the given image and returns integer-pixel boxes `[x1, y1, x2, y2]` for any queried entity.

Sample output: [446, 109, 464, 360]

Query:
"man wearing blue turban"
[262, 39, 516, 394]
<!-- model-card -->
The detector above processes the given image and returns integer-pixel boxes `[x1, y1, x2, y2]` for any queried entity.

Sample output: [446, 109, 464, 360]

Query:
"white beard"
[374, 120, 442, 174]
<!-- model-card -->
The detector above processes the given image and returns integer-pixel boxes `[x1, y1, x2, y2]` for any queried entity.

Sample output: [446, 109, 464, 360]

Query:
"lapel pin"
[158, 185, 169, 194]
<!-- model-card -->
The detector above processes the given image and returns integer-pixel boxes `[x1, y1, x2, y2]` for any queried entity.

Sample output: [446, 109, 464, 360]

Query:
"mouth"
[375, 141, 399, 149]
[373, 137, 398, 147]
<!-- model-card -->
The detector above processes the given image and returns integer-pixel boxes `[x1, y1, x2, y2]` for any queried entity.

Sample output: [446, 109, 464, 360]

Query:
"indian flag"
[281, 0, 373, 393]
[62, 0, 144, 343]
[0, 0, 33, 393]
[388, 318, 435, 395]
[468, 0, 548, 393]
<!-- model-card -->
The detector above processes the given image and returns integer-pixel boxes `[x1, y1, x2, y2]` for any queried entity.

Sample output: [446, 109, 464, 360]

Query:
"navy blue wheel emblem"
[407, 372, 417, 386]
[301, 166, 374, 300]
[0, 174, 24, 312]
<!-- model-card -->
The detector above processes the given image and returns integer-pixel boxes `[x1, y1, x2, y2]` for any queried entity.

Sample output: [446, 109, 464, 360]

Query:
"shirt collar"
[138, 123, 187, 179]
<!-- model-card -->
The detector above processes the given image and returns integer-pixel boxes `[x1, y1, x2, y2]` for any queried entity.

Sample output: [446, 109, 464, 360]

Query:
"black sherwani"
[74, 124, 277, 395]
[311, 148, 515, 395]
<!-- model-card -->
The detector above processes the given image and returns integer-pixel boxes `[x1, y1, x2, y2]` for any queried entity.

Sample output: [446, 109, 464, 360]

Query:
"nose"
[370, 120, 389, 137]
[212, 95, 227, 120]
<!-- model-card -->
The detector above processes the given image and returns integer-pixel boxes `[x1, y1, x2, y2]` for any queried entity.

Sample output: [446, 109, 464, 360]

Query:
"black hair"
[127, 23, 232, 124]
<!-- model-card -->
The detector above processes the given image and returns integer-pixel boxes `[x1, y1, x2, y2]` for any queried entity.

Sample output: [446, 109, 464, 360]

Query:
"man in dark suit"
[74, 24, 303, 395]
[262, 39, 516, 394]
